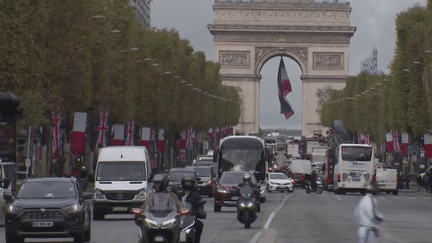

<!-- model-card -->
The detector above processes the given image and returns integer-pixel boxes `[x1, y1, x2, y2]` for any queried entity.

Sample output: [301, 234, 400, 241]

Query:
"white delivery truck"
[93, 146, 152, 220]
[289, 159, 312, 187]
[375, 168, 398, 195]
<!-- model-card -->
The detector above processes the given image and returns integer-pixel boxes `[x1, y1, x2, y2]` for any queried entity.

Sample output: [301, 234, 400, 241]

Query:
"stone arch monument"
[208, 0, 356, 136]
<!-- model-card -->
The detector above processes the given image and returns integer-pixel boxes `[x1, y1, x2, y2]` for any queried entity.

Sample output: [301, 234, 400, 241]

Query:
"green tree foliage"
[1, 0, 240, 135]
[321, 2, 432, 143]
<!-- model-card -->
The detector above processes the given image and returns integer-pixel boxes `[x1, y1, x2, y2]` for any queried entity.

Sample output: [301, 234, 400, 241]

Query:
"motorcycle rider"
[142, 174, 189, 215]
[354, 180, 384, 243]
[180, 175, 207, 243]
[237, 173, 260, 202]
[305, 170, 318, 191]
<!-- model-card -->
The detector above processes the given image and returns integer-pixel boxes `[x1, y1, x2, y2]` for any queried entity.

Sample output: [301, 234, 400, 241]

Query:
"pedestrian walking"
[354, 180, 384, 243]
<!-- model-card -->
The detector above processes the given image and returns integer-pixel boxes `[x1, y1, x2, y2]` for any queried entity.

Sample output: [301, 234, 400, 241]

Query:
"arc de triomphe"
[208, 0, 356, 136]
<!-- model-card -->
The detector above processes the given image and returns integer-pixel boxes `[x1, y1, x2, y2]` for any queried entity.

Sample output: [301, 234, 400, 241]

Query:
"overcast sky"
[151, 0, 427, 130]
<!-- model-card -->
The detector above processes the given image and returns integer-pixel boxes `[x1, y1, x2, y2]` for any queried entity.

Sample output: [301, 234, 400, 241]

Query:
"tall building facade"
[130, 0, 152, 29]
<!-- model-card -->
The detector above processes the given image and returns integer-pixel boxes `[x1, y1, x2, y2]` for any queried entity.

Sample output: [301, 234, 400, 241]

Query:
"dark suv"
[4, 177, 92, 243]
[167, 167, 199, 200]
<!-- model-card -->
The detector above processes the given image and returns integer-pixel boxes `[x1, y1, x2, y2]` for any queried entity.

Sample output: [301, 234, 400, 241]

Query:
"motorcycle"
[179, 201, 206, 243]
[131, 193, 185, 243]
[236, 185, 258, 229]
[304, 176, 323, 194]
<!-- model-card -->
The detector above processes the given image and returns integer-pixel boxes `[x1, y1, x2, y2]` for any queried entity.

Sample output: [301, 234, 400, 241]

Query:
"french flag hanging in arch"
[277, 57, 294, 119]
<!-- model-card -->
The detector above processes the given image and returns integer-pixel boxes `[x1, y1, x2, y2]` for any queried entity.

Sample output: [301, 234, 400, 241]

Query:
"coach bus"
[333, 143, 375, 194]
[213, 135, 267, 181]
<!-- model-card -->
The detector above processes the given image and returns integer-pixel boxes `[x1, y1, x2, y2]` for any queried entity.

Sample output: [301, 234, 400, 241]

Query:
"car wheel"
[392, 190, 398, 195]
[93, 207, 104, 220]
[260, 197, 266, 203]
[84, 212, 91, 242]
[6, 232, 24, 243]
[214, 202, 221, 212]
[256, 203, 261, 212]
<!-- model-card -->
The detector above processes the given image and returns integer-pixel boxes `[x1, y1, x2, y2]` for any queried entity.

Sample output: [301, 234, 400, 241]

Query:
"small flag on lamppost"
[70, 112, 87, 157]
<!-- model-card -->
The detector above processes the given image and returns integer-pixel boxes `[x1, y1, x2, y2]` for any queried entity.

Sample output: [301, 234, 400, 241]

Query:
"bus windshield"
[341, 146, 372, 161]
[220, 138, 264, 172]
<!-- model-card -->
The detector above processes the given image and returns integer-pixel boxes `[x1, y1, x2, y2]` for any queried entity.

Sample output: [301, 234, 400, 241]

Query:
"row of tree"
[320, 2, 432, 144]
[0, 0, 240, 134]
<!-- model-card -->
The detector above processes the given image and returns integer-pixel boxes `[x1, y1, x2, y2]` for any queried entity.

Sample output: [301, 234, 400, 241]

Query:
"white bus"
[333, 143, 375, 194]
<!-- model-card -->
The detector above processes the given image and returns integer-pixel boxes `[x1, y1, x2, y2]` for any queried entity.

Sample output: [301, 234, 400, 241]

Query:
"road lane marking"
[249, 194, 289, 243]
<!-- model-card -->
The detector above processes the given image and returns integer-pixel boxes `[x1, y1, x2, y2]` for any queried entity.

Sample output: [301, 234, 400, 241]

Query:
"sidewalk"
[398, 181, 432, 195]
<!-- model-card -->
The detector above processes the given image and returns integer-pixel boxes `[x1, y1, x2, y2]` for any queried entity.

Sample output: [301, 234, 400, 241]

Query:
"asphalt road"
[1, 188, 431, 243]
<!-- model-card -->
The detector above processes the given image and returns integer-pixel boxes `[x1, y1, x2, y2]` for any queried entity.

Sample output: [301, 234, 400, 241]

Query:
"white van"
[376, 168, 398, 195]
[289, 159, 312, 186]
[93, 146, 152, 220]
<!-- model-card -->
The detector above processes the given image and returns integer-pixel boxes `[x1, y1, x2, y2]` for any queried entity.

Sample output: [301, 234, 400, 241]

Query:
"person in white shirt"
[354, 180, 384, 243]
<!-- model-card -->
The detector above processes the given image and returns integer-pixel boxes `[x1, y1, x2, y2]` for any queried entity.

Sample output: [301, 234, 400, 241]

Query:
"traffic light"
[0, 92, 22, 122]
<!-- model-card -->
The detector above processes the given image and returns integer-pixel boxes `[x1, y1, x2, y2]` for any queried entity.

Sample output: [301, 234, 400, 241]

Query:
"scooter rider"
[180, 175, 207, 243]
[305, 170, 318, 191]
[237, 173, 260, 201]
[143, 174, 189, 215]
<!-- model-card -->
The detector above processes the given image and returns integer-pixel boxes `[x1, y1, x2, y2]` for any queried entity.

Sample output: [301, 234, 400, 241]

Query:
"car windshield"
[341, 146, 372, 161]
[96, 162, 146, 181]
[220, 173, 257, 185]
[17, 181, 76, 199]
[169, 171, 195, 182]
[269, 173, 289, 180]
[195, 167, 212, 177]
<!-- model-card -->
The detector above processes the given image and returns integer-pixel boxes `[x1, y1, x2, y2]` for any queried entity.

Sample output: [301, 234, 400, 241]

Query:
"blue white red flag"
[110, 124, 125, 146]
[125, 121, 135, 146]
[277, 57, 294, 119]
[149, 127, 157, 155]
[186, 127, 194, 150]
[52, 112, 63, 159]
[95, 109, 109, 153]
[140, 127, 151, 149]
[393, 130, 401, 152]
[70, 112, 87, 157]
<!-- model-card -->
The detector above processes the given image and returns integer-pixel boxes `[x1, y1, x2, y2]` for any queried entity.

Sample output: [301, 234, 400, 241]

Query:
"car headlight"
[205, 180, 212, 185]
[161, 218, 176, 227]
[7, 205, 23, 214]
[63, 204, 79, 214]
[144, 217, 158, 227]
[94, 190, 104, 199]
[136, 190, 147, 200]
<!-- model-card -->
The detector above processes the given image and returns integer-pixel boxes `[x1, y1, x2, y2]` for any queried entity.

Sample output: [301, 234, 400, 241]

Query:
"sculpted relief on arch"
[255, 47, 308, 73]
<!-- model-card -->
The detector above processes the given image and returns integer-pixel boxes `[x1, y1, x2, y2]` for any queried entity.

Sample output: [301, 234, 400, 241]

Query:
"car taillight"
[372, 174, 376, 182]
[326, 177, 332, 183]
[337, 173, 341, 182]
[301, 176, 305, 181]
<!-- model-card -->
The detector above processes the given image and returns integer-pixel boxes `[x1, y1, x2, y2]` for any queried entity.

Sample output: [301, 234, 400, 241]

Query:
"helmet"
[153, 174, 169, 192]
[243, 173, 251, 184]
[181, 175, 196, 191]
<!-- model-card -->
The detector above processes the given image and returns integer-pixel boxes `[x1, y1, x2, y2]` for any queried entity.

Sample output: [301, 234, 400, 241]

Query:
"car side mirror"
[3, 193, 13, 204]
[2, 177, 10, 189]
